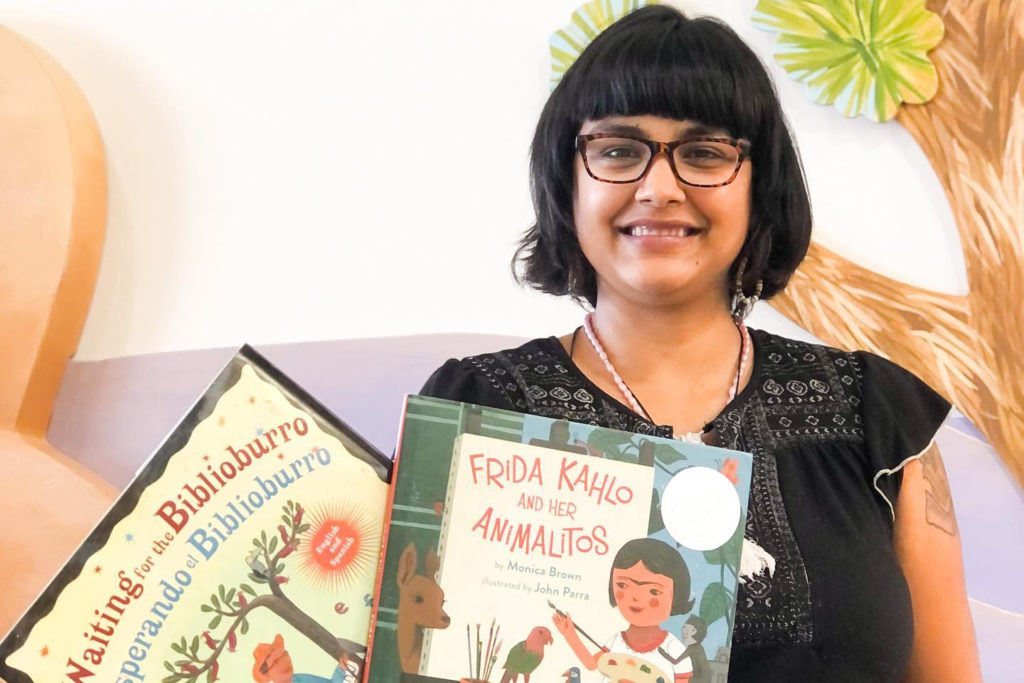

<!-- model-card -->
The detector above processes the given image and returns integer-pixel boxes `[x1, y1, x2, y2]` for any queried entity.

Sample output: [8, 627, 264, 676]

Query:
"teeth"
[627, 225, 694, 237]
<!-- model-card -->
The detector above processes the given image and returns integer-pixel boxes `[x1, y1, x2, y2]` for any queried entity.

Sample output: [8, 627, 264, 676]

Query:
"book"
[364, 395, 753, 683]
[0, 354, 753, 683]
[0, 346, 391, 683]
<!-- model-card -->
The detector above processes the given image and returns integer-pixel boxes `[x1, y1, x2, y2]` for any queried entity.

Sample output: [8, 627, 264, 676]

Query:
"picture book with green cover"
[365, 395, 754, 683]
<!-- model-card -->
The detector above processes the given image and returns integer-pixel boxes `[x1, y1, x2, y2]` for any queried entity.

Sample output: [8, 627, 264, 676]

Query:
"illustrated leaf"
[698, 581, 732, 627]
[190, 636, 199, 656]
[209, 614, 222, 630]
[240, 618, 250, 635]
[703, 517, 745, 569]
[248, 572, 267, 584]
[653, 442, 687, 465]
[241, 583, 257, 596]
[170, 641, 185, 655]
[588, 428, 637, 462]
[164, 661, 176, 672]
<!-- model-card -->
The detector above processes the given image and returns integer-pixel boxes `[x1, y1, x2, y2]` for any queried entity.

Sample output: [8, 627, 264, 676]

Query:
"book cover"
[0, 346, 391, 683]
[365, 395, 753, 683]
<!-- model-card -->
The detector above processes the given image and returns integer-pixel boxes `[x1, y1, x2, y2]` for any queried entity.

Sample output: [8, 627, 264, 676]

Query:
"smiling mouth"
[620, 225, 701, 237]
[628, 606, 643, 613]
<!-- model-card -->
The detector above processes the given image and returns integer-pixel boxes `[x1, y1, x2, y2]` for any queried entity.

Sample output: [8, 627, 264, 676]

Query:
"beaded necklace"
[581, 312, 751, 443]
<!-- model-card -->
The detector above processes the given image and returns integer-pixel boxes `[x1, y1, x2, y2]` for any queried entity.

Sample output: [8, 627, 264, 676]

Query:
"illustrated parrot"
[499, 626, 552, 683]
[562, 667, 581, 683]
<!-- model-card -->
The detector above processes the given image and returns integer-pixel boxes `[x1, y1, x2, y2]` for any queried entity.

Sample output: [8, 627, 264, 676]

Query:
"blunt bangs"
[562, 12, 765, 145]
[516, 5, 812, 307]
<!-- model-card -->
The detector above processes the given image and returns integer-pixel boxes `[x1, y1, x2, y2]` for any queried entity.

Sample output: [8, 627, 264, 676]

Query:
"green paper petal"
[752, 0, 945, 122]
[548, 0, 659, 91]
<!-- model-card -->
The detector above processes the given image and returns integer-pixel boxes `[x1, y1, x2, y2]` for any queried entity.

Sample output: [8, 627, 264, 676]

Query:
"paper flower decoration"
[752, 0, 944, 121]
[549, 0, 658, 90]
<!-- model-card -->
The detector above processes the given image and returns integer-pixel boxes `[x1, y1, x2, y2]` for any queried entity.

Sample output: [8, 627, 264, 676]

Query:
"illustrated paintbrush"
[484, 638, 503, 681]
[475, 623, 482, 679]
[547, 600, 603, 649]
[490, 624, 501, 677]
[483, 618, 495, 679]
[466, 624, 473, 678]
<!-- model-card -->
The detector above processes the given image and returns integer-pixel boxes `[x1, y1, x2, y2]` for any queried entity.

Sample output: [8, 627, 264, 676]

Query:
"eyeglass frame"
[575, 133, 752, 188]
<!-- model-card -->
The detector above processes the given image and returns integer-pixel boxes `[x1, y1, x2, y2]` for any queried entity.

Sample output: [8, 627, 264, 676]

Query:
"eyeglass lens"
[583, 137, 741, 185]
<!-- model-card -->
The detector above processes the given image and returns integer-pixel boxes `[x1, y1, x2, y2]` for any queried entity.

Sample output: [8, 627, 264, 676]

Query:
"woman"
[421, 6, 980, 681]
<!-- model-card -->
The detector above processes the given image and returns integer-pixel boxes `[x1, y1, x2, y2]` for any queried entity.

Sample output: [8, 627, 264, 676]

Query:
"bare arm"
[893, 444, 981, 682]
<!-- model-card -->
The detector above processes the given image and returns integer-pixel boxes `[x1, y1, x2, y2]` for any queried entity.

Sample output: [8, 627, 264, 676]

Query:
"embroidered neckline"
[541, 329, 764, 437]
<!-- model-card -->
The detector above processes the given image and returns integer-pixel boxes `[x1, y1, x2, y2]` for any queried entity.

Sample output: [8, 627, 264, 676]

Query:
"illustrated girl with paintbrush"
[552, 538, 695, 682]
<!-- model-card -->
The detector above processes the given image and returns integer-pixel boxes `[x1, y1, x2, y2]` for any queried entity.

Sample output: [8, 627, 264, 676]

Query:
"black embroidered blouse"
[420, 329, 950, 682]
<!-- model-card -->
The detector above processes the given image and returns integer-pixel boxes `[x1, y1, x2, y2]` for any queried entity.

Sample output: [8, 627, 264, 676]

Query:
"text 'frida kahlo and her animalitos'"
[465, 451, 638, 559]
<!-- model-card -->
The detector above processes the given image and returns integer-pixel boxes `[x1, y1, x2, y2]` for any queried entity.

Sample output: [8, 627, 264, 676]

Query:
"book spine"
[361, 395, 411, 681]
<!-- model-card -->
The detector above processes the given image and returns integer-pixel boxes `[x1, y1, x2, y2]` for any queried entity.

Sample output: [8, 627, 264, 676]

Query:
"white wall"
[1, 0, 963, 360]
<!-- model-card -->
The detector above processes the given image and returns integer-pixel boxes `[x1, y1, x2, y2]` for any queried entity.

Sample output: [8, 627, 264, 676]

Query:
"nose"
[635, 152, 687, 206]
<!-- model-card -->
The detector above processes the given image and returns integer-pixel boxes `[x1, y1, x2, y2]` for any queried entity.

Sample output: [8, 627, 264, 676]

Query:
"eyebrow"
[588, 121, 728, 138]
[616, 576, 666, 587]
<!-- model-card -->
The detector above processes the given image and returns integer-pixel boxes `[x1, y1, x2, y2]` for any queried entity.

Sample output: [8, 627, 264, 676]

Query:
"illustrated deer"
[396, 543, 451, 673]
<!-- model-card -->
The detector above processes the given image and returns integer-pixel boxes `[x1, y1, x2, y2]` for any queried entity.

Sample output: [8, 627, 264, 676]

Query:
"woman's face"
[574, 114, 751, 310]
[611, 560, 675, 627]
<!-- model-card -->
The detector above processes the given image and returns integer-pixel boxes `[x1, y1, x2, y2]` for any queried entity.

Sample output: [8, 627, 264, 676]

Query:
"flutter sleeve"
[857, 352, 952, 520]
[418, 357, 510, 408]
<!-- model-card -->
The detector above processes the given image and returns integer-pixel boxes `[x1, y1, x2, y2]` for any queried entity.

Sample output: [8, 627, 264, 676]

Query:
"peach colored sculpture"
[0, 26, 116, 631]
[772, 0, 1024, 487]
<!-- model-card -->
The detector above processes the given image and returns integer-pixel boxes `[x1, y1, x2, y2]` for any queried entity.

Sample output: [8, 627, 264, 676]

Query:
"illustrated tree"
[161, 500, 363, 683]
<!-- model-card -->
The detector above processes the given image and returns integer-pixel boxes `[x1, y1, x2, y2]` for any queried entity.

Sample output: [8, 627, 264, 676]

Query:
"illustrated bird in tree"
[562, 666, 581, 683]
[499, 626, 552, 683]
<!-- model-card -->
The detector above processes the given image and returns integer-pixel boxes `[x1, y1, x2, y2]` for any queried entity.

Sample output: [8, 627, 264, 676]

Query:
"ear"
[397, 543, 417, 587]
[425, 548, 441, 578]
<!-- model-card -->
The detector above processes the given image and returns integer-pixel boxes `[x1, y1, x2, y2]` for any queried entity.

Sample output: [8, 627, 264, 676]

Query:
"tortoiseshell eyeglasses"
[576, 134, 751, 188]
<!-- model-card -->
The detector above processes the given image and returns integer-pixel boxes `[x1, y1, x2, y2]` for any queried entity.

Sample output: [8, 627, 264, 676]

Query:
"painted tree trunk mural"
[770, 0, 1024, 486]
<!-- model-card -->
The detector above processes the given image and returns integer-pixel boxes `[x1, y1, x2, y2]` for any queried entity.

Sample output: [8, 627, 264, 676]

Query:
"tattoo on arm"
[920, 443, 958, 536]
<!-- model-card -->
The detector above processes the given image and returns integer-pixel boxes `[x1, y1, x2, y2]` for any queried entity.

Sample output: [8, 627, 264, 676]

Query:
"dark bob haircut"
[608, 538, 694, 615]
[514, 5, 812, 307]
